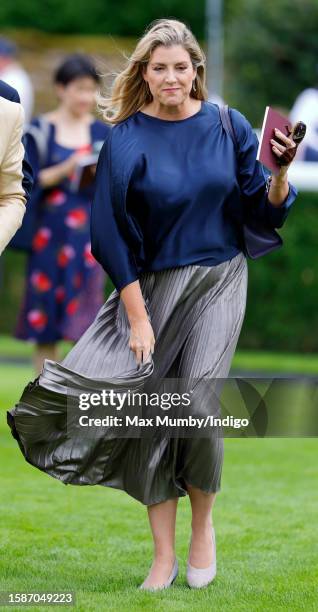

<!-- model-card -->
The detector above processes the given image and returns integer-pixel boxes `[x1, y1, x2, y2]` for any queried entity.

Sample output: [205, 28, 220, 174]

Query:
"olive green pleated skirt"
[7, 252, 248, 505]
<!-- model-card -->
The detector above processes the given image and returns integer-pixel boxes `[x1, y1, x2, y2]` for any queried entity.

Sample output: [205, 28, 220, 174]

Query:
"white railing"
[254, 128, 318, 192]
[283, 162, 318, 191]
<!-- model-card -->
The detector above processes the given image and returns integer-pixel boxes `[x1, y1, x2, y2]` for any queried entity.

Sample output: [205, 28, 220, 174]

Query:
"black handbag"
[218, 104, 283, 259]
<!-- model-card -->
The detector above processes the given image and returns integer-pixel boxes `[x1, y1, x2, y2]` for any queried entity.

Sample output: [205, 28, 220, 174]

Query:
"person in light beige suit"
[0, 95, 26, 255]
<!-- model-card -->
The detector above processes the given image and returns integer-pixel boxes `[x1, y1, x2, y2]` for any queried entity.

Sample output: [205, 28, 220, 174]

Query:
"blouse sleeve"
[229, 107, 298, 229]
[23, 120, 41, 181]
[90, 132, 140, 293]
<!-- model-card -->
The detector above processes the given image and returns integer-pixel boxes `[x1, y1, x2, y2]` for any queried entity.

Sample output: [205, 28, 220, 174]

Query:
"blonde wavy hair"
[98, 18, 208, 125]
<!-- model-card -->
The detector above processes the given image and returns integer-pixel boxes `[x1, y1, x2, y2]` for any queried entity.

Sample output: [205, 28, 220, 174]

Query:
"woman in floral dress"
[15, 54, 110, 372]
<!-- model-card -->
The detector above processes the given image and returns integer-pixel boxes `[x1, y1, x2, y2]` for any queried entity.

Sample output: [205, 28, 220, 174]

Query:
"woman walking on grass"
[8, 19, 299, 591]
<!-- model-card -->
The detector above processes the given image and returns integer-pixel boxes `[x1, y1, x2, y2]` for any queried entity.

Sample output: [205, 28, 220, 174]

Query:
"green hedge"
[1, 193, 317, 352]
[240, 193, 318, 352]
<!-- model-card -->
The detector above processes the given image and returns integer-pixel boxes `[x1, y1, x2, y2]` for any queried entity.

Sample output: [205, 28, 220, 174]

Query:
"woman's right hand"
[129, 316, 155, 366]
[38, 152, 84, 188]
[120, 280, 155, 366]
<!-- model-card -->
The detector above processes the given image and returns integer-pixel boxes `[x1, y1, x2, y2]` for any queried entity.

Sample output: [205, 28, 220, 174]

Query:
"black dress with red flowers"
[15, 119, 110, 343]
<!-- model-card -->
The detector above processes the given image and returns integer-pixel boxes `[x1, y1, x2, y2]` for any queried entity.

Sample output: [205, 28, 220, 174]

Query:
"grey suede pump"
[139, 558, 179, 591]
[186, 526, 217, 588]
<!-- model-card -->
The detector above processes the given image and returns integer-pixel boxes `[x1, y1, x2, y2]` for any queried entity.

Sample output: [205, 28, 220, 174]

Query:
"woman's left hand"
[270, 128, 298, 176]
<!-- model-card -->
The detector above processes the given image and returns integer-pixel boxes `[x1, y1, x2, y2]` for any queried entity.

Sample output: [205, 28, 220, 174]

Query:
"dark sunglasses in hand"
[290, 121, 307, 145]
[274, 121, 307, 166]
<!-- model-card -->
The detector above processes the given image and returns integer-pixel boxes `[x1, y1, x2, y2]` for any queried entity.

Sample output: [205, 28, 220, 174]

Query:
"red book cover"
[256, 106, 292, 175]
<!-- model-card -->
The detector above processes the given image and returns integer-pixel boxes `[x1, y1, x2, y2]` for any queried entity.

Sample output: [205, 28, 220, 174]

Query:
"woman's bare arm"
[38, 152, 82, 188]
[120, 280, 155, 365]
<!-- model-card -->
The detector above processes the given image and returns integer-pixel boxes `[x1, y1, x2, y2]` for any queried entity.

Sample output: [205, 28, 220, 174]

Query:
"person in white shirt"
[0, 37, 34, 123]
[289, 80, 318, 161]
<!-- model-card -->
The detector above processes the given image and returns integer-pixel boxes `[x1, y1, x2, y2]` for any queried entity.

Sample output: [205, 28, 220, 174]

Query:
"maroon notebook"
[256, 106, 292, 175]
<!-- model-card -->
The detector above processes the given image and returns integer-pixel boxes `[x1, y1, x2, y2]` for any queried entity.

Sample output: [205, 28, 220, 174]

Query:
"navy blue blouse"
[91, 101, 297, 293]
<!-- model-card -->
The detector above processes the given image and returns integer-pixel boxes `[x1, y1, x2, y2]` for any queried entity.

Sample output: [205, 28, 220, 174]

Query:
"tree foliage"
[225, 0, 318, 124]
[0, 0, 205, 38]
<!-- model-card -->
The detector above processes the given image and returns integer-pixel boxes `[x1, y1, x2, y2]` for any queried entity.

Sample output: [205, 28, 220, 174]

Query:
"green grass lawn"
[1, 364, 317, 611]
[1, 335, 318, 374]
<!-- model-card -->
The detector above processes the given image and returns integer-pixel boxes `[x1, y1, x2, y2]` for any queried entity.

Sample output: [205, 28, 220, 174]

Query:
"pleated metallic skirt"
[7, 252, 248, 505]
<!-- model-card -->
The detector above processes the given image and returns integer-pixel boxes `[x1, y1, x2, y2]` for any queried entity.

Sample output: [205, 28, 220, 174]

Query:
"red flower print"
[65, 208, 88, 229]
[45, 189, 66, 206]
[66, 298, 79, 316]
[30, 271, 52, 292]
[57, 245, 75, 267]
[73, 273, 83, 289]
[55, 286, 65, 302]
[84, 242, 97, 268]
[32, 227, 52, 251]
[27, 309, 48, 331]
[77, 145, 92, 155]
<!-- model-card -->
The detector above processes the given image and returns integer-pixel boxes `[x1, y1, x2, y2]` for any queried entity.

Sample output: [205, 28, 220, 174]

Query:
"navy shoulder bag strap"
[218, 104, 283, 259]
